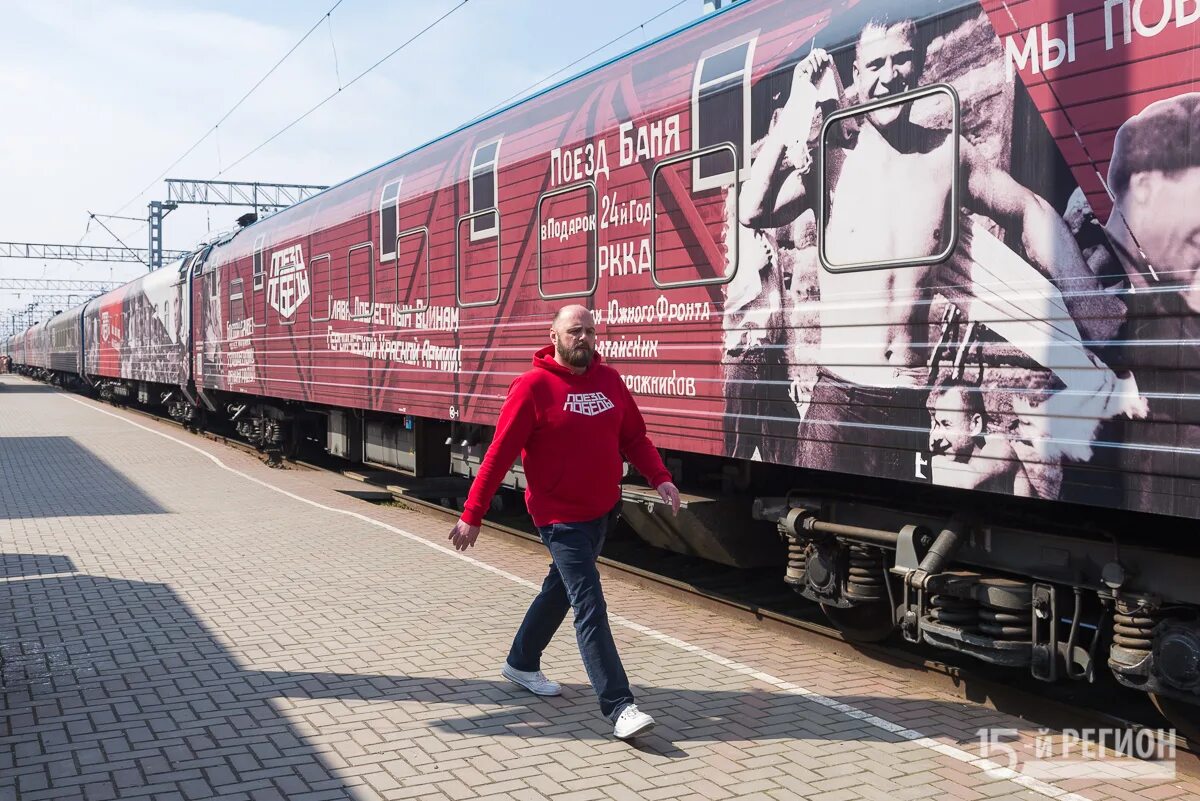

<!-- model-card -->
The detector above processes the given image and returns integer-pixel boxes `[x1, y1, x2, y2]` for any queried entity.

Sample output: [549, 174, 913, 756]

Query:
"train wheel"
[1149, 693, 1200, 749]
[821, 601, 896, 643]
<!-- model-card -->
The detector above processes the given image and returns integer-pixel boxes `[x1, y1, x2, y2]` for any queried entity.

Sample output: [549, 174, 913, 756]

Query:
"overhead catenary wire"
[95, 0, 466, 251]
[86, 213, 149, 267]
[327, 13, 343, 90]
[95, 0, 680, 249]
[108, 0, 347, 220]
[468, 0, 689, 123]
[221, 0, 687, 178]
[218, 0, 470, 178]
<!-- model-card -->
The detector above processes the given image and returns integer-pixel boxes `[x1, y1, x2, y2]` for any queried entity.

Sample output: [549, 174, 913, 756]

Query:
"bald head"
[552, 304, 593, 330]
[550, 305, 596, 372]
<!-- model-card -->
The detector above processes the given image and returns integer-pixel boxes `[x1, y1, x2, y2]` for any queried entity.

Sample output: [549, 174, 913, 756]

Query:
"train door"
[252, 235, 266, 327]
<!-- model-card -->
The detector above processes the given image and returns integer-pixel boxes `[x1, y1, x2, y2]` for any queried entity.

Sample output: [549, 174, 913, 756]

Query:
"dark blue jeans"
[506, 513, 634, 721]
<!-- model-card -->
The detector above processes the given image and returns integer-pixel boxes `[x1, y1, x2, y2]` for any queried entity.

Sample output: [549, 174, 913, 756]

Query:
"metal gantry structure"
[0, 242, 189, 265]
[0, 278, 124, 293]
[148, 179, 328, 270]
[2, 178, 329, 340]
[0, 280, 125, 339]
[2, 179, 328, 275]
[1, 298, 91, 340]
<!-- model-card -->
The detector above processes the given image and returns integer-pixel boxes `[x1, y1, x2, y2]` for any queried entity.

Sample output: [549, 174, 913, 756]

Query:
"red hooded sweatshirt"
[460, 345, 672, 528]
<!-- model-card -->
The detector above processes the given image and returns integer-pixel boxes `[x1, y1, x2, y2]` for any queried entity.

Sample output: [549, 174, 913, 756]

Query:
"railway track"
[51, 385, 1200, 778]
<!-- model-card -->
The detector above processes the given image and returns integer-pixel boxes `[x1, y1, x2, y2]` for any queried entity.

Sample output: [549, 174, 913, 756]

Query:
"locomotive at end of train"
[7, 0, 1200, 738]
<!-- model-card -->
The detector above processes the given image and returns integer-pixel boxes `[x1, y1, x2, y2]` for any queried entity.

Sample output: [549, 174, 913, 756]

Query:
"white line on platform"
[64, 392, 1092, 801]
[0, 571, 81, 583]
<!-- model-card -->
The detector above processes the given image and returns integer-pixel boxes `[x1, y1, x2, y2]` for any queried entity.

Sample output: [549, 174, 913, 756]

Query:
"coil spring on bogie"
[1113, 607, 1159, 653]
[979, 603, 1032, 641]
[783, 535, 807, 587]
[929, 595, 979, 630]
[845, 544, 885, 601]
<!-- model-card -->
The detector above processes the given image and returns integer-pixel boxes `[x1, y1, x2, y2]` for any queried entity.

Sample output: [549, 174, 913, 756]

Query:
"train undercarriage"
[754, 498, 1200, 738]
[20, 366, 1200, 742]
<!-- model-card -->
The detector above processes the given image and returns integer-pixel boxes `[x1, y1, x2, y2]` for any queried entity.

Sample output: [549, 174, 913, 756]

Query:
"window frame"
[536, 180, 598, 300]
[379, 179, 402, 260]
[307, 253, 336, 321]
[347, 241, 375, 320]
[229, 278, 245, 326]
[252, 235, 265, 290]
[307, 253, 333, 323]
[455, 209, 502, 308]
[691, 34, 757, 193]
[817, 82, 961, 274]
[395, 226, 431, 309]
[468, 138, 502, 242]
[649, 143, 740, 290]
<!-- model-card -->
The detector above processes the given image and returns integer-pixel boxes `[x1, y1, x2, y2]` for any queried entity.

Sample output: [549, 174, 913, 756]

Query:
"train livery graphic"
[8, 0, 1200, 733]
[266, 244, 310, 320]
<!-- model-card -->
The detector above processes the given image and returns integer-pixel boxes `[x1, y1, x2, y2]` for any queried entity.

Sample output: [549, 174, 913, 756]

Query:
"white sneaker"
[613, 704, 655, 739]
[501, 663, 561, 696]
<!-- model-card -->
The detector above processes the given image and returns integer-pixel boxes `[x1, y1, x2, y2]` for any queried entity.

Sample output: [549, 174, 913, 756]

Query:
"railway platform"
[1, 373, 1197, 801]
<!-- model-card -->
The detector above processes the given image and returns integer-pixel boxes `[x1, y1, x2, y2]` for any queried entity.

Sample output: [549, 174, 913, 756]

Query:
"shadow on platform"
[0, 382, 59, 393]
[0, 436, 166, 519]
[0, 554, 1026, 799]
[0, 553, 76, 578]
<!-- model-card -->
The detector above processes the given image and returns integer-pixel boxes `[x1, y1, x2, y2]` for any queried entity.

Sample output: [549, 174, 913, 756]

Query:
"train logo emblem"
[100, 311, 121, 344]
[563, 392, 614, 416]
[267, 244, 310, 320]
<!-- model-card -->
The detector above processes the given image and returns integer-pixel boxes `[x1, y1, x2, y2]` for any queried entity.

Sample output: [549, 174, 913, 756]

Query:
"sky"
[0, 0, 707, 331]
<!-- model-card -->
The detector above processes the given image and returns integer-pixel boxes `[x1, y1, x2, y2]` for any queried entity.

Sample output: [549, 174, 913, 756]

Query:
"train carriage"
[45, 305, 85, 378]
[19, 321, 51, 376]
[82, 259, 191, 404]
[10, 0, 1200, 733]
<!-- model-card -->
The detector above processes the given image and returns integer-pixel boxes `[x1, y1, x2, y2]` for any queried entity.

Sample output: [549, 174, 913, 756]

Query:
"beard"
[557, 341, 593, 368]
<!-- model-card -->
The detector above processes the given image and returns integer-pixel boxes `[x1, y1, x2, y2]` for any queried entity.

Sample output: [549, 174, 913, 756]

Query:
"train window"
[252, 235, 265, 290]
[536, 181, 598, 300]
[229, 279, 245, 326]
[650, 144, 739, 289]
[395, 227, 431, 311]
[379, 179, 401, 260]
[469, 139, 501, 240]
[347, 242, 375, 320]
[456, 210, 501, 308]
[308, 254, 332, 322]
[818, 83, 960, 273]
[692, 36, 756, 192]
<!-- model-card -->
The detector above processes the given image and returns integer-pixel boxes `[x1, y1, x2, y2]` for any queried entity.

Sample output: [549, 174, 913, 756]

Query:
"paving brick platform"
[1, 374, 1196, 801]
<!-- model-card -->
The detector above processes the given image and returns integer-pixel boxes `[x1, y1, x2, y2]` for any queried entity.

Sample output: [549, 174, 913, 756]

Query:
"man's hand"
[656, 481, 681, 516]
[448, 519, 481, 551]
[793, 47, 832, 85]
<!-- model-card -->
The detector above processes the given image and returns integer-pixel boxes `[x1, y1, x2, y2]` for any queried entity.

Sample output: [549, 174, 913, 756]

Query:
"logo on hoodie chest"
[563, 392, 615, 416]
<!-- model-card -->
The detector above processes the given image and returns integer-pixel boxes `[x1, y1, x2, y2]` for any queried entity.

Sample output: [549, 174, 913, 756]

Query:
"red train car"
[11, 0, 1200, 728]
[19, 321, 51, 375]
[83, 257, 191, 403]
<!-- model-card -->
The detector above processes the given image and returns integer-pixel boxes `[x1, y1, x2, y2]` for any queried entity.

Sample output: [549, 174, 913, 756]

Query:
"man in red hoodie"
[449, 304, 680, 740]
